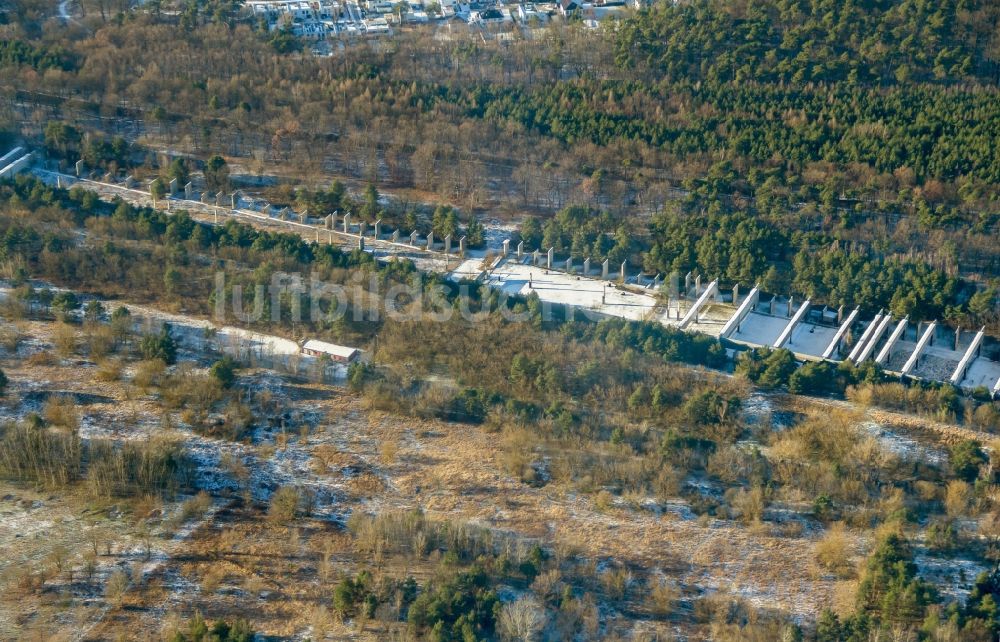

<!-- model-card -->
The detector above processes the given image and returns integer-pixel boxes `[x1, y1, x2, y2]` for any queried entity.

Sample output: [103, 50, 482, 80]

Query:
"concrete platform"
[783, 322, 839, 359]
[729, 311, 787, 348]
[475, 252, 1000, 394]
[486, 260, 661, 322]
[448, 257, 491, 281]
[962, 358, 1000, 390]
[683, 302, 735, 338]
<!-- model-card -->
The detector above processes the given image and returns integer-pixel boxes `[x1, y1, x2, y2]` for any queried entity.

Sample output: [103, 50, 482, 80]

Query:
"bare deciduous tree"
[497, 597, 545, 642]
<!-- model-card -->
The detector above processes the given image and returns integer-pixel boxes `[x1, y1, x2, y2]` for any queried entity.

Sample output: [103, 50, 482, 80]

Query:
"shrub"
[139, 324, 177, 364]
[179, 491, 213, 521]
[267, 486, 301, 523]
[815, 523, 854, 578]
[707, 444, 768, 486]
[0, 324, 23, 352]
[43, 396, 79, 431]
[407, 566, 498, 639]
[944, 480, 973, 518]
[645, 579, 680, 617]
[950, 440, 987, 482]
[95, 358, 123, 382]
[926, 518, 959, 554]
[812, 495, 838, 522]
[133, 358, 167, 389]
[209, 356, 238, 389]
[85, 324, 115, 360]
[167, 613, 254, 642]
[52, 322, 77, 357]
[105, 569, 129, 606]
[683, 389, 740, 426]
[725, 486, 767, 524]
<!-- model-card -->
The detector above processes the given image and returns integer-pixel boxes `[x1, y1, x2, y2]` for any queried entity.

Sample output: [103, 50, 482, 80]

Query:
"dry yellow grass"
[12, 316, 969, 638]
[814, 523, 856, 579]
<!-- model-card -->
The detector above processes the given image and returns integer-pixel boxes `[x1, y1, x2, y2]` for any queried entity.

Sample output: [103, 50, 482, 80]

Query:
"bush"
[645, 579, 680, 617]
[407, 566, 498, 640]
[179, 491, 214, 521]
[95, 358, 122, 382]
[814, 523, 854, 578]
[105, 569, 129, 605]
[926, 518, 959, 554]
[812, 495, 838, 522]
[496, 596, 544, 641]
[267, 485, 301, 523]
[944, 480, 973, 518]
[167, 613, 254, 642]
[209, 356, 238, 389]
[725, 485, 767, 524]
[950, 440, 987, 482]
[0, 324, 22, 352]
[440, 387, 496, 424]
[134, 358, 167, 389]
[52, 322, 77, 357]
[42, 396, 79, 431]
[706, 444, 768, 486]
[139, 324, 177, 364]
[683, 389, 740, 426]
[735, 347, 797, 389]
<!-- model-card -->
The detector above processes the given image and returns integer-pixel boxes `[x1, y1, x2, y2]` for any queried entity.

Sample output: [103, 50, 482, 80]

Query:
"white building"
[302, 339, 360, 363]
[517, 3, 549, 23]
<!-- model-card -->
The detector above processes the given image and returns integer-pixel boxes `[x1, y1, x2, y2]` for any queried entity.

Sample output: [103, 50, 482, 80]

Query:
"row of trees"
[265, 182, 487, 247]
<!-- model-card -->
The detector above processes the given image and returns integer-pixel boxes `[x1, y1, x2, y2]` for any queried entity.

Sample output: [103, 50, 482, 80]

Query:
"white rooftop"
[302, 339, 359, 358]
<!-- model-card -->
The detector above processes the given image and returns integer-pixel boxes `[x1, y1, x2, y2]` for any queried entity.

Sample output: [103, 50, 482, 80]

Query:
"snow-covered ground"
[915, 552, 990, 603]
[448, 256, 495, 282]
[0, 283, 349, 382]
[857, 420, 947, 466]
[730, 311, 786, 347]
[476, 256, 735, 336]
[486, 259, 668, 323]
